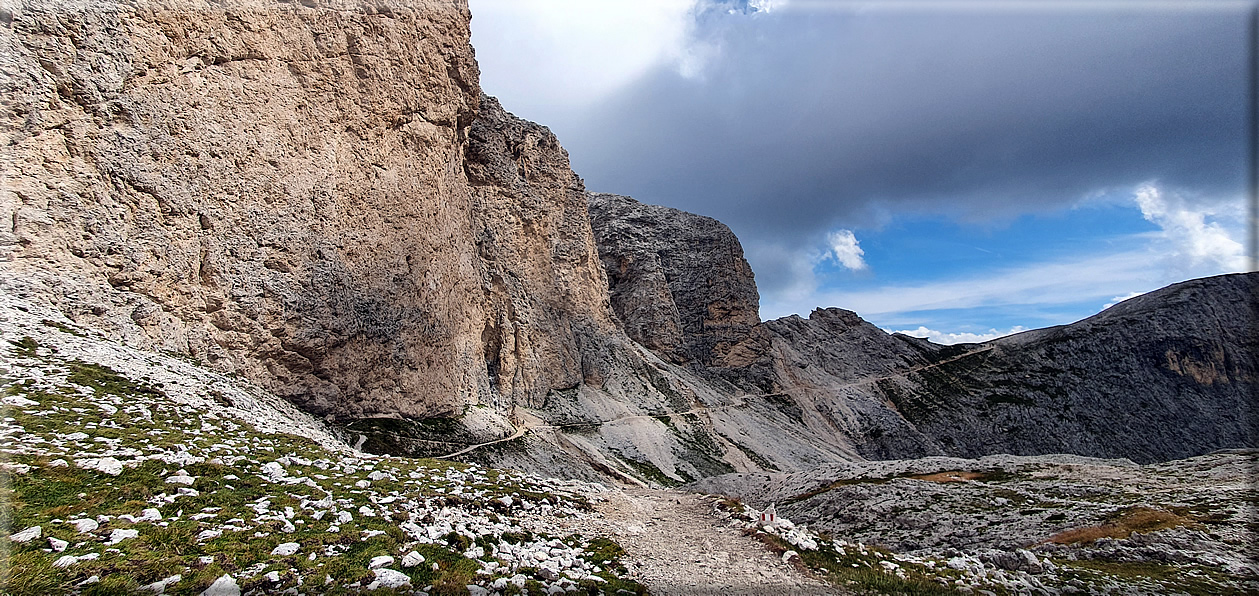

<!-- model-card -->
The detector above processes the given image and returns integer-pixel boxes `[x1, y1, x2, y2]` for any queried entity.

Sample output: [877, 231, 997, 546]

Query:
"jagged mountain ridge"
[590, 193, 1258, 465]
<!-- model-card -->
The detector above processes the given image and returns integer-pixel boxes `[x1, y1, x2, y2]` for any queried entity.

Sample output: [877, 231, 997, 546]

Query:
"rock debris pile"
[694, 453, 1259, 595]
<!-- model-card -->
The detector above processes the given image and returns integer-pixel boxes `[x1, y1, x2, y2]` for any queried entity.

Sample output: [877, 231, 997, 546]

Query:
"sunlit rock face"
[2, 1, 618, 422]
[587, 192, 761, 367]
[5, 0, 482, 419]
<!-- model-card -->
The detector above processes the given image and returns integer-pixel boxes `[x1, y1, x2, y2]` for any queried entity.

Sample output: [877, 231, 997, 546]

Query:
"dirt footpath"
[587, 489, 838, 595]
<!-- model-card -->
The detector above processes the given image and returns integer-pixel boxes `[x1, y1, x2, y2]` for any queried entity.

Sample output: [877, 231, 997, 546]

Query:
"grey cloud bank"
[470, 1, 1252, 325]
[556, 5, 1249, 291]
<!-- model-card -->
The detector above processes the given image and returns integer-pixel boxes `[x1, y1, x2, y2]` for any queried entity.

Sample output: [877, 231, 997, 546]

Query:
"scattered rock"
[366, 568, 411, 590]
[108, 528, 139, 545]
[401, 551, 425, 567]
[10, 526, 41, 542]
[54, 555, 80, 568]
[200, 574, 240, 596]
[76, 457, 124, 476]
[144, 574, 182, 594]
[368, 555, 394, 569]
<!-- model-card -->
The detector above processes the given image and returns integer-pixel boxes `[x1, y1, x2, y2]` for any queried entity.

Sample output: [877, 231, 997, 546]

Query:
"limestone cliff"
[463, 95, 618, 411]
[1, 2, 854, 484]
[588, 194, 1257, 464]
[588, 192, 759, 367]
[1, 0, 628, 429]
[3, 0, 488, 420]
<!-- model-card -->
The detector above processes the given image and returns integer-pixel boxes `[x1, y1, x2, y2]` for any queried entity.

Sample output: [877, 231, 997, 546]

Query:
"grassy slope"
[1, 331, 643, 595]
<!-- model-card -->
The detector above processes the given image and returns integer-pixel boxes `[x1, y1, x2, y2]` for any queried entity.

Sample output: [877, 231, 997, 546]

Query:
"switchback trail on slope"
[437, 346, 995, 460]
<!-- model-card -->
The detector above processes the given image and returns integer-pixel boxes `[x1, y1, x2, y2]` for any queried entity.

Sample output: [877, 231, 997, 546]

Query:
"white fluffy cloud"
[747, 0, 786, 12]
[760, 249, 1159, 321]
[826, 229, 868, 271]
[1133, 183, 1247, 277]
[1102, 291, 1146, 310]
[470, 0, 701, 120]
[888, 325, 1028, 345]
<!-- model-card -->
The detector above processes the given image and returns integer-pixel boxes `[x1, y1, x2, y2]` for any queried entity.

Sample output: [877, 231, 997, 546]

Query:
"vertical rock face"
[464, 95, 617, 409]
[0, 1, 615, 422]
[587, 193, 760, 366]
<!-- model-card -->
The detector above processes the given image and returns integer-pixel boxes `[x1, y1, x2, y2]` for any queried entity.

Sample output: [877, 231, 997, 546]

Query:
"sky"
[469, 0, 1255, 343]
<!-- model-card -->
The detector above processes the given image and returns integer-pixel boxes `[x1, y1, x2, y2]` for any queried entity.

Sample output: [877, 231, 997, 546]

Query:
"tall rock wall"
[0, 1, 615, 422]
[463, 96, 618, 410]
[588, 193, 760, 367]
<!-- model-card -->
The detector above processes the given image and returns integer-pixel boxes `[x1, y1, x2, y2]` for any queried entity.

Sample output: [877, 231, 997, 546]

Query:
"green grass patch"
[757, 533, 961, 595]
[41, 319, 89, 337]
[623, 457, 688, 487]
[8, 336, 42, 358]
[66, 360, 165, 400]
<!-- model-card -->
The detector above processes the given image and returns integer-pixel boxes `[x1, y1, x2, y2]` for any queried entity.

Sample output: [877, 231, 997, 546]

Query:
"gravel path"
[582, 489, 838, 595]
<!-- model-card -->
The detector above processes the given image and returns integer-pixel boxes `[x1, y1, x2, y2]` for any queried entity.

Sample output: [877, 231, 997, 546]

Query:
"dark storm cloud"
[561, 6, 1250, 248]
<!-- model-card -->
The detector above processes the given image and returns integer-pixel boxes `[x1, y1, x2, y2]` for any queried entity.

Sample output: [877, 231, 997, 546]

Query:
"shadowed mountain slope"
[589, 194, 1257, 465]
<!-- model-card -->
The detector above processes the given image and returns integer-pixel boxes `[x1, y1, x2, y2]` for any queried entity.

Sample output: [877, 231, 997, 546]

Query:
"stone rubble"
[694, 452, 1259, 595]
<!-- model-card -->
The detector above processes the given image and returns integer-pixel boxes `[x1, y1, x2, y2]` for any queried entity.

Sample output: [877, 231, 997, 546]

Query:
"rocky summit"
[1, 1, 1256, 594]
